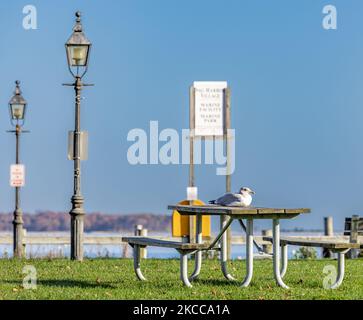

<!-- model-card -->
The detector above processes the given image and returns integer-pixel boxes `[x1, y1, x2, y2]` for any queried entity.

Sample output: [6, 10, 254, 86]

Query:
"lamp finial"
[74, 11, 83, 32]
[14, 80, 21, 95]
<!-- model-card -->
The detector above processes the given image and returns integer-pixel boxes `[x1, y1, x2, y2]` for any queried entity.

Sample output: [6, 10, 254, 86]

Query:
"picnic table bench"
[122, 237, 213, 283]
[123, 205, 310, 288]
[263, 215, 363, 289]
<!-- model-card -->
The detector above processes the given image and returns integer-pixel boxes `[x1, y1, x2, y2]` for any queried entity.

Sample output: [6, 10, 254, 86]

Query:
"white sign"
[187, 187, 198, 201]
[10, 164, 25, 187]
[193, 81, 227, 136]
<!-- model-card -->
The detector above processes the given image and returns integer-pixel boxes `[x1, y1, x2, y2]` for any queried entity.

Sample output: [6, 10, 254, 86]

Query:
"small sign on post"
[187, 187, 198, 201]
[10, 164, 25, 187]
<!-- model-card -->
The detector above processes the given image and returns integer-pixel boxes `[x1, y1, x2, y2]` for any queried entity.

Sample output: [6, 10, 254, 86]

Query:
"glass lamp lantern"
[65, 11, 91, 75]
[9, 81, 27, 126]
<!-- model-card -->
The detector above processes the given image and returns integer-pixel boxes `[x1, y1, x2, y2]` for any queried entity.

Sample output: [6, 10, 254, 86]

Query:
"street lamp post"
[8, 80, 28, 258]
[64, 11, 92, 261]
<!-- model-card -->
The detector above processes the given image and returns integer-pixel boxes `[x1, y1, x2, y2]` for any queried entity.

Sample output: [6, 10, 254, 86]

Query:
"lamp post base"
[13, 208, 24, 259]
[70, 195, 85, 261]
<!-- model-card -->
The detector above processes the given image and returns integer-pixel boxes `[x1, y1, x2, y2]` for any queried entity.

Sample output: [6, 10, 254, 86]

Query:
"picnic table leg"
[190, 214, 202, 282]
[280, 244, 288, 279]
[220, 215, 236, 281]
[133, 244, 146, 281]
[329, 249, 348, 289]
[180, 252, 193, 287]
[241, 219, 254, 287]
[272, 219, 289, 289]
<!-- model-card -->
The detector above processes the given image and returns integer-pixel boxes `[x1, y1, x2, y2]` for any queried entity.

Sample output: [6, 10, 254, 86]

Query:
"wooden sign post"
[189, 81, 232, 259]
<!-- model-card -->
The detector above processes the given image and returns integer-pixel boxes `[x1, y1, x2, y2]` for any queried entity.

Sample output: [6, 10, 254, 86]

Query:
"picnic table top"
[168, 205, 310, 218]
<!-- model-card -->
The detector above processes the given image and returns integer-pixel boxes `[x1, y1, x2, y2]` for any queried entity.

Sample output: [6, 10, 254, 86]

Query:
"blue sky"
[0, 0, 362, 230]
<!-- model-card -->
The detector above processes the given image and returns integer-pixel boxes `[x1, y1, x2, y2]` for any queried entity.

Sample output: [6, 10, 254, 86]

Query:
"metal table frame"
[168, 205, 310, 288]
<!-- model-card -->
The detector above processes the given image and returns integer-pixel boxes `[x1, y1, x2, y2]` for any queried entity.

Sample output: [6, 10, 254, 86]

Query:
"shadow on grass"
[191, 278, 241, 287]
[2, 279, 116, 289]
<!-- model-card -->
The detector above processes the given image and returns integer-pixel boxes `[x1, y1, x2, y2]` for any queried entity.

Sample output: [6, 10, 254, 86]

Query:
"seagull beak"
[250, 190, 256, 195]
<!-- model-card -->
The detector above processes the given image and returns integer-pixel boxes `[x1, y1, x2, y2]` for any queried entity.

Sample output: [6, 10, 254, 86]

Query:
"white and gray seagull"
[209, 187, 268, 256]
[209, 187, 255, 207]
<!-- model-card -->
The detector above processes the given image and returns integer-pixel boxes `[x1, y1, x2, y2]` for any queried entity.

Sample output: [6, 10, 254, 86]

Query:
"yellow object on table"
[172, 200, 211, 237]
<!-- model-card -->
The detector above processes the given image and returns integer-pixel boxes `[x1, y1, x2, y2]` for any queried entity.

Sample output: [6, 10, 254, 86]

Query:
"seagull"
[209, 187, 255, 207]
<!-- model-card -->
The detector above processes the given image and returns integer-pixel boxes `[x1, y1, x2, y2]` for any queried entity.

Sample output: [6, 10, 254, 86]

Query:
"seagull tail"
[209, 200, 216, 205]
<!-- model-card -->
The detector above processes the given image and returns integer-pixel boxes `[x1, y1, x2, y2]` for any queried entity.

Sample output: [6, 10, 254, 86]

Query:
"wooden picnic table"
[168, 205, 310, 288]
[169, 205, 309, 217]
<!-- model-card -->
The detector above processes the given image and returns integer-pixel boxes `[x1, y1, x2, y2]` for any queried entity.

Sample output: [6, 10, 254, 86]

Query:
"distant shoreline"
[0, 212, 170, 232]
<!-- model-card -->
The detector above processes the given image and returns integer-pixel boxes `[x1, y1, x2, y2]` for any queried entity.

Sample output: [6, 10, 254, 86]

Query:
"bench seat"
[122, 236, 212, 287]
[122, 236, 210, 251]
[262, 235, 361, 289]
[263, 236, 361, 250]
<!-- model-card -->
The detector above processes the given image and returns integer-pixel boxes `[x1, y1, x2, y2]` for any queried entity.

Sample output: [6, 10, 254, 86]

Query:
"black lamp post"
[64, 11, 92, 261]
[8, 80, 28, 258]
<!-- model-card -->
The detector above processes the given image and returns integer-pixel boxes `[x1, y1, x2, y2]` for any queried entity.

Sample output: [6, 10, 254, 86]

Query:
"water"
[0, 231, 327, 259]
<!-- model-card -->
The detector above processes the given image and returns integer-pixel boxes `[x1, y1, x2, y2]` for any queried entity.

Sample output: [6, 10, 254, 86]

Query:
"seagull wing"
[215, 193, 241, 206]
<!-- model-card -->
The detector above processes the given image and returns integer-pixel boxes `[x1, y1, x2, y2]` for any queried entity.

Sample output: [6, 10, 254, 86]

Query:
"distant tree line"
[0, 212, 171, 232]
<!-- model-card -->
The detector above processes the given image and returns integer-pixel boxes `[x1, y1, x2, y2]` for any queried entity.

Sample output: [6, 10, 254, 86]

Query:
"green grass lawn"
[0, 258, 362, 300]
